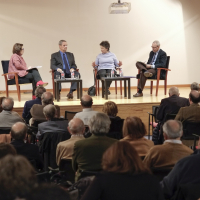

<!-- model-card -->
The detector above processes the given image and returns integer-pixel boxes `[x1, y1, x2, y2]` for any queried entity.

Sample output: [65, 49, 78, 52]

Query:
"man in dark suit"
[133, 40, 167, 97]
[72, 113, 117, 181]
[37, 104, 69, 140]
[10, 122, 43, 169]
[152, 87, 189, 144]
[51, 40, 80, 99]
[22, 86, 46, 124]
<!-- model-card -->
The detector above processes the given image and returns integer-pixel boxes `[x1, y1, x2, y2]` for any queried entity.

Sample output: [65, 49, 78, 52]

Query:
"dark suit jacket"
[22, 98, 42, 124]
[157, 95, 190, 123]
[72, 134, 117, 181]
[147, 49, 167, 70]
[51, 51, 77, 71]
[11, 140, 43, 169]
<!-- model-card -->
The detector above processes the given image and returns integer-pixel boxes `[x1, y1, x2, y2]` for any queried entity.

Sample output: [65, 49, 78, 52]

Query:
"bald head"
[2, 97, 14, 111]
[169, 87, 179, 96]
[189, 90, 200, 104]
[163, 120, 182, 139]
[11, 122, 27, 141]
[41, 92, 53, 105]
[81, 95, 93, 108]
[68, 118, 85, 135]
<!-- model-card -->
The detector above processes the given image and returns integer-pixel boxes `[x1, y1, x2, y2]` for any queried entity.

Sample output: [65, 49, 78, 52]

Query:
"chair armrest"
[157, 68, 171, 71]
[2, 72, 19, 76]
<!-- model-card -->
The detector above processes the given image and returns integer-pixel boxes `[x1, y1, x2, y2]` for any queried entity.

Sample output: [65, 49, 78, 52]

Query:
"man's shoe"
[36, 80, 48, 87]
[144, 71, 153, 78]
[67, 93, 73, 99]
[133, 92, 143, 97]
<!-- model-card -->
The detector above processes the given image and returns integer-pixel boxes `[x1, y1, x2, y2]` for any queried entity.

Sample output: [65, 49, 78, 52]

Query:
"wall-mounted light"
[110, 0, 131, 14]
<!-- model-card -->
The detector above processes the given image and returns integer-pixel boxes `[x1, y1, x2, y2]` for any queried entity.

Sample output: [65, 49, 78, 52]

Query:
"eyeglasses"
[21, 48, 24, 50]
[151, 46, 158, 49]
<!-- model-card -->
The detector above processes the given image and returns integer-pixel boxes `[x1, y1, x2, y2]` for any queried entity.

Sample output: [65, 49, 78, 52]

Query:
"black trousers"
[97, 69, 116, 89]
[54, 70, 80, 93]
[19, 69, 42, 95]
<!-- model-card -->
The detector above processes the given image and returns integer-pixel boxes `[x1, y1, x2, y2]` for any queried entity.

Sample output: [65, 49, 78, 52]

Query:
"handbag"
[88, 68, 97, 96]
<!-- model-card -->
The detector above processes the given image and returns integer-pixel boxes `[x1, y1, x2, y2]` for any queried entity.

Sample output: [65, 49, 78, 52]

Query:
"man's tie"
[150, 53, 156, 65]
[63, 53, 70, 74]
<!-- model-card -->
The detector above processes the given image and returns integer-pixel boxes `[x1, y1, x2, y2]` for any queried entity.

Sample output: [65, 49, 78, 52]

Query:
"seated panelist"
[8, 43, 48, 100]
[51, 40, 80, 99]
[92, 41, 122, 95]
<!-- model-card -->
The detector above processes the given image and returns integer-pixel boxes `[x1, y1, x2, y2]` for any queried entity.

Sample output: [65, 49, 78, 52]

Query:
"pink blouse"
[8, 54, 28, 79]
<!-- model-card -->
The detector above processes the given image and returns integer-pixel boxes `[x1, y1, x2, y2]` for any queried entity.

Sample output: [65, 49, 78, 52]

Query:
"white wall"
[0, 0, 200, 90]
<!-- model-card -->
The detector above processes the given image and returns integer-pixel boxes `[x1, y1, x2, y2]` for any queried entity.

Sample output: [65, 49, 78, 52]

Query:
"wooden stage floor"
[2, 86, 191, 132]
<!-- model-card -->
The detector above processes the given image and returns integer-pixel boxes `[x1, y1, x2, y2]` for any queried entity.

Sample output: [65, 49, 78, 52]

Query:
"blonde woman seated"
[121, 116, 154, 156]
[81, 141, 164, 200]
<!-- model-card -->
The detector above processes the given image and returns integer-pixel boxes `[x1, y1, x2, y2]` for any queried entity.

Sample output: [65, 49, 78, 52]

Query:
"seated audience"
[10, 122, 43, 169]
[143, 120, 193, 169]
[22, 86, 46, 124]
[81, 141, 164, 200]
[56, 118, 85, 166]
[121, 116, 154, 156]
[152, 87, 189, 144]
[37, 104, 68, 140]
[175, 90, 200, 122]
[30, 92, 60, 125]
[0, 155, 37, 200]
[0, 143, 16, 159]
[73, 95, 98, 125]
[72, 113, 117, 181]
[102, 101, 121, 119]
[0, 97, 24, 128]
[27, 184, 70, 200]
[0, 96, 6, 113]
[190, 82, 199, 91]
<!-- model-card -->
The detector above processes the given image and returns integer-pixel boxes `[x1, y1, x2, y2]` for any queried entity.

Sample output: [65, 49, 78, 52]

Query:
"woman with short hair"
[8, 43, 48, 99]
[81, 141, 164, 200]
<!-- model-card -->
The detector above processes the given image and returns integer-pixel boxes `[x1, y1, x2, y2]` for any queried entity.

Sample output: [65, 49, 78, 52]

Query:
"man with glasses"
[133, 40, 167, 97]
[51, 40, 80, 99]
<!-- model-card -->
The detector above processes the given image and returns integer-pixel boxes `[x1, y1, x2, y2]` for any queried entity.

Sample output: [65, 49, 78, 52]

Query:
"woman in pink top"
[120, 116, 154, 157]
[9, 43, 48, 99]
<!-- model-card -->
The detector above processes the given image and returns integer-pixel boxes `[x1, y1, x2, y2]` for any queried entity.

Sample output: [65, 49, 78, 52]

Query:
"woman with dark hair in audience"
[121, 116, 154, 156]
[0, 155, 37, 200]
[81, 141, 164, 200]
[0, 143, 16, 159]
[8, 43, 48, 99]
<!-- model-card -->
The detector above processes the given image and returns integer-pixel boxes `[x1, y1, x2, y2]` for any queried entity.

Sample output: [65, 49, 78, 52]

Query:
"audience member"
[10, 122, 43, 169]
[27, 184, 70, 200]
[22, 86, 46, 124]
[30, 92, 60, 125]
[0, 96, 6, 113]
[102, 101, 120, 119]
[0, 143, 16, 159]
[121, 116, 154, 156]
[56, 118, 85, 166]
[0, 97, 24, 128]
[37, 104, 68, 140]
[153, 87, 189, 144]
[81, 141, 164, 200]
[175, 90, 200, 122]
[0, 155, 37, 200]
[72, 113, 117, 181]
[190, 82, 199, 91]
[143, 120, 193, 169]
[74, 95, 98, 125]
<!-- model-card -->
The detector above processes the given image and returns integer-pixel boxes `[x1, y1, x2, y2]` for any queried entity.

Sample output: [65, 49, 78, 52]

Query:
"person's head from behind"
[0, 143, 16, 160]
[0, 97, 6, 112]
[2, 97, 14, 111]
[190, 82, 199, 91]
[81, 95, 93, 108]
[163, 120, 183, 140]
[59, 40, 67, 53]
[189, 90, 200, 104]
[10, 122, 27, 141]
[26, 184, 70, 200]
[0, 155, 37, 199]
[100, 41, 110, 54]
[41, 92, 53, 105]
[169, 87, 179, 97]
[123, 116, 147, 140]
[68, 118, 85, 135]
[151, 40, 160, 53]
[12, 43, 24, 56]
[102, 141, 150, 174]
[88, 113, 111, 135]
[102, 101, 118, 117]
[43, 104, 56, 120]
[35, 86, 46, 98]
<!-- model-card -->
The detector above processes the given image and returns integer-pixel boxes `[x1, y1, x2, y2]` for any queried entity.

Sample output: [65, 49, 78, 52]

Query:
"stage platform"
[2, 86, 191, 133]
